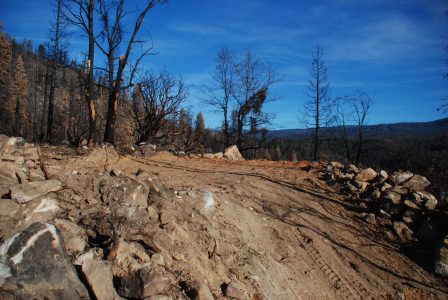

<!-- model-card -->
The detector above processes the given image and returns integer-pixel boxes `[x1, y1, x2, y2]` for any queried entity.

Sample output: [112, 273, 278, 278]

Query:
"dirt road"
[48, 148, 448, 299]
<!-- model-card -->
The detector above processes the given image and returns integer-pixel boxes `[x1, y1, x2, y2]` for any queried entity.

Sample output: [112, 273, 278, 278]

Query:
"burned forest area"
[0, 0, 448, 299]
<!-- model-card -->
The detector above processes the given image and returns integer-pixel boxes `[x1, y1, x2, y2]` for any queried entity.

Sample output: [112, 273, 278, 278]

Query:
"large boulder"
[355, 168, 377, 182]
[0, 222, 89, 299]
[223, 145, 243, 161]
[402, 175, 430, 192]
[435, 236, 448, 277]
[10, 180, 62, 204]
[81, 259, 122, 300]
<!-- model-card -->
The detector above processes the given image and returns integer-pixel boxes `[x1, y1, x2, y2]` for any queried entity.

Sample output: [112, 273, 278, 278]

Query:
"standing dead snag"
[301, 44, 333, 161]
[63, 0, 97, 145]
[98, 0, 168, 145]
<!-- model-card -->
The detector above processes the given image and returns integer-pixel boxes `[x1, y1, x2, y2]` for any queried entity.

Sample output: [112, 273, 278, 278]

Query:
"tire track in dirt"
[295, 227, 372, 300]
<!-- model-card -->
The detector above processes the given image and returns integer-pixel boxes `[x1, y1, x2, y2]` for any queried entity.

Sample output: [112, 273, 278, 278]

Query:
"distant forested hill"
[270, 118, 448, 139]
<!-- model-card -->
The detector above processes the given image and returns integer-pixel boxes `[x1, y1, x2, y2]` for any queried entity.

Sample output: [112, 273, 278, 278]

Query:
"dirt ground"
[42, 146, 448, 299]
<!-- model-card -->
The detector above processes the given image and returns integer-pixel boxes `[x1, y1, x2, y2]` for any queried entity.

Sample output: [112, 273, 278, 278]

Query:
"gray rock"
[10, 180, 62, 204]
[0, 136, 25, 155]
[112, 240, 151, 277]
[82, 259, 122, 300]
[344, 164, 359, 174]
[330, 161, 344, 169]
[382, 191, 401, 205]
[213, 152, 223, 159]
[377, 170, 388, 184]
[410, 192, 424, 206]
[223, 145, 243, 161]
[54, 219, 87, 256]
[379, 182, 392, 192]
[22, 147, 39, 161]
[74, 248, 104, 266]
[353, 180, 369, 193]
[379, 209, 392, 219]
[371, 189, 381, 200]
[417, 218, 441, 244]
[435, 236, 448, 277]
[14, 167, 27, 183]
[393, 221, 414, 243]
[29, 168, 45, 181]
[0, 162, 18, 181]
[389, 171, 413, 185]
[401, 210, 419, 227]
[0, 222, 89, 299]
[115, 205, 149, 225]
[420, 191, 438, 209]
[16, 196, 61, 230]
[151, 253, 166, 266]
[337, 172, 354, 181]
[126, 180, 149, 208]
[402, 175, 430, 192]
[345, 182, 358, 194]
[110, 168, 123, 177]
[403, 200, 419, 210]
[118, 266, 171, 298]
[355, 168, 377, 182]
[365, 213, 376, 224]
[390, 185, 409, 195]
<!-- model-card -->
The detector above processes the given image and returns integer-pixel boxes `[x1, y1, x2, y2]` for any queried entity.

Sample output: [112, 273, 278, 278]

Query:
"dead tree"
[302, 44, 333, 161]
[202, 47, 236, 147]
[63, 0, 97, 144]
[130, 71, 187, 144]
[233, 50, 277, 151]
[335, 96, 351, 163]
[335, 90, 373, 165]
[96, 0, 167, 144]
[46, 0, 65, 143]
[351, 90, 373, 165]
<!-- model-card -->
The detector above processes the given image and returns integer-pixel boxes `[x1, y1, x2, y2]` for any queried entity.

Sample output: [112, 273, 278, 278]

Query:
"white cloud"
[326, 14, 438, 62]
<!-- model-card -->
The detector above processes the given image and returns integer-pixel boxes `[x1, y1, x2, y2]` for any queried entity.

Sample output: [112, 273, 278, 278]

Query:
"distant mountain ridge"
[269, 117, 448, 139]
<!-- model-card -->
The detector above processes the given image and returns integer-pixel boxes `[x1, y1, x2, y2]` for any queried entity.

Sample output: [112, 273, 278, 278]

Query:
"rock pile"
[0, 136, 220, 299]
[322, 161, 448, 276]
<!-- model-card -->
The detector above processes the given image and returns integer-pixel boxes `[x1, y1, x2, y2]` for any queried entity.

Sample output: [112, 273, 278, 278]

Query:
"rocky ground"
[0, 135, 447, 299]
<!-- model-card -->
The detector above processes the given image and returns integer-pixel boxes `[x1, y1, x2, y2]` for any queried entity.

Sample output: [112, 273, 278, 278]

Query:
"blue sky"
[0, 0, 447, 129]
